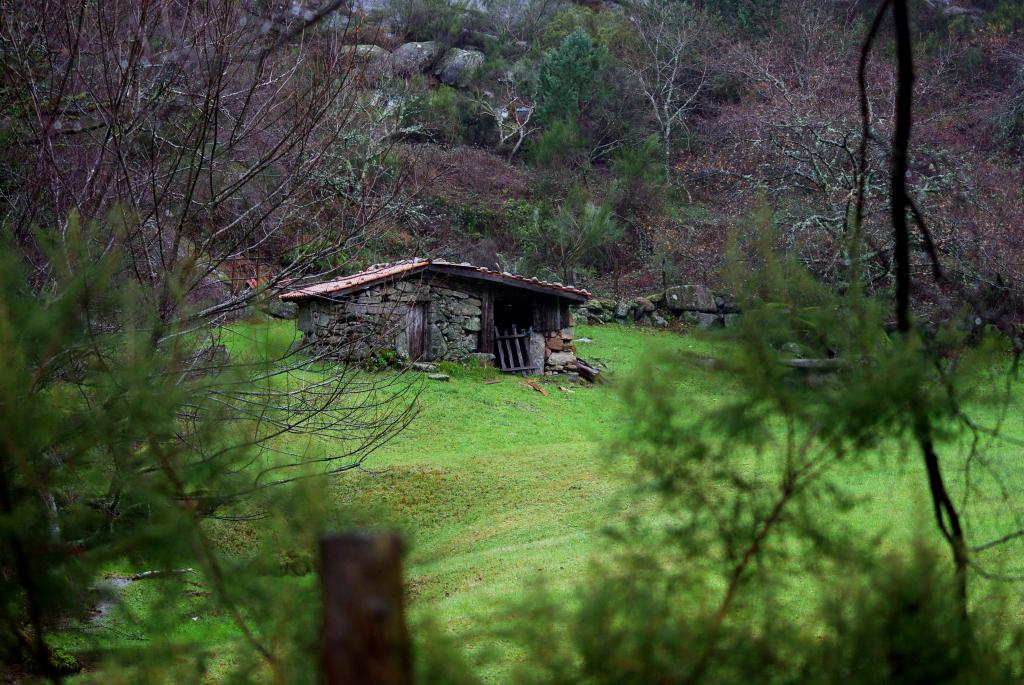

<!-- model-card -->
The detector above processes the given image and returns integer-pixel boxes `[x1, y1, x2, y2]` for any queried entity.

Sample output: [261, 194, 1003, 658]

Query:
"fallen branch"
[779, 358, 843, 371]
[575, 358, 602, 383]
[525, 381, 549, 396]
[129, 568, 195, 581]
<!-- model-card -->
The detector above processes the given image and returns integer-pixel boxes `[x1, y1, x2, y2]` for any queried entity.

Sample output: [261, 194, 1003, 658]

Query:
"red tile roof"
[278, 259, 590, 301]
[278, 259, 430, 301]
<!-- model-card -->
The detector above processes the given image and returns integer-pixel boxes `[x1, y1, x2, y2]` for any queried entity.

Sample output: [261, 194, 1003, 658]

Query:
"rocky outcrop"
[923, 0, 985, 18]
[390, 41, 443, 78]
[342, 44, 392, 83]
[433, 48, 484, 88]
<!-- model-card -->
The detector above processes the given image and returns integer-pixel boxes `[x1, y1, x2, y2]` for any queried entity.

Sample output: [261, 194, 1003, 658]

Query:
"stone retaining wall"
[574, 285, 740, 329]
[425, 283, 484, 359]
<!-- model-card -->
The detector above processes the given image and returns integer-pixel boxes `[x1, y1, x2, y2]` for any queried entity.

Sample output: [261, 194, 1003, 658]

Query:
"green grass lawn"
[299, 323, 735, 668]
[60, 320, 1024, 681]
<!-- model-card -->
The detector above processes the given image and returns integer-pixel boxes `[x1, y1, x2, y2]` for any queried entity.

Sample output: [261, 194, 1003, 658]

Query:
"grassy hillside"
[225, 323, 733, 656]
[59, 321, 1024, 681]
[339, 324, 726, 647]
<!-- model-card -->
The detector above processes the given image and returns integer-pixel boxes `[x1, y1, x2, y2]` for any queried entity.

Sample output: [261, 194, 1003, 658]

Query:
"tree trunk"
[663, 122, 673, 182]
[890, 0, 970, 621]
[320, 532, 411, 685]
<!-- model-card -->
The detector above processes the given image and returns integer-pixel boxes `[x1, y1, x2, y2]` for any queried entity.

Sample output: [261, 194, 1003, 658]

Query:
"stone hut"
[279, 259, 590, 374]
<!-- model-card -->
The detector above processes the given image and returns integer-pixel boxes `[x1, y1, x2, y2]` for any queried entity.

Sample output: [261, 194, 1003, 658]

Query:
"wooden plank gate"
[494, 325, 533, 373]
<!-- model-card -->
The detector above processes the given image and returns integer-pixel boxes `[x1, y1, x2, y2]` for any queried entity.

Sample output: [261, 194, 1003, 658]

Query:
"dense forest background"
[333, 0, 1024, 308]
[5, 0, 1024, 310]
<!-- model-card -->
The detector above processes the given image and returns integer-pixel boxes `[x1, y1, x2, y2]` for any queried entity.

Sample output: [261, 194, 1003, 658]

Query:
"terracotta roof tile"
[278, 259, 590, 301]
[430, 261, 590, 298]
[278, 259, 429, 301]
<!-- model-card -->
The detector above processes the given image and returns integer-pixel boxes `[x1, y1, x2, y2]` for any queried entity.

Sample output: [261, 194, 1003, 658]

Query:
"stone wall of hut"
[296, 279, 484, 362]
[425, 282, 484, 359]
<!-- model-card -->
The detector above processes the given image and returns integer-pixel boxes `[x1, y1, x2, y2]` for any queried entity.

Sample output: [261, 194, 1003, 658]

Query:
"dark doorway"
[493, 295, 534, 372]
[407, 303, 428, 360]
[494, 295, 533, 332]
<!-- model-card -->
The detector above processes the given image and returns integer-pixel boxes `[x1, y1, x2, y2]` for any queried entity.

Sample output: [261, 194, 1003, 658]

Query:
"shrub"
[993, 67, 1024, 155]
[420, 86, 466, 145]
[529, 116, 587, 168]
[985, 0, 1024, 32]
[387, 0, 477, 43]
[612, 134, 666, 216]
[363, 348, 401, 372]
[518, 186, 623, 283]
[540, 5, 635, 51]
[405, 85, 495, 147]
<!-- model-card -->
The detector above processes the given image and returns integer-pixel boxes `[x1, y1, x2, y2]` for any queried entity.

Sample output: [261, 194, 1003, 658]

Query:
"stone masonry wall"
[294, 278, 586, 374]
[425, 282, 483, 360]
[296, 279, 483, 361]
[574, 284, 739, 330]
[542, 327, 577, 374]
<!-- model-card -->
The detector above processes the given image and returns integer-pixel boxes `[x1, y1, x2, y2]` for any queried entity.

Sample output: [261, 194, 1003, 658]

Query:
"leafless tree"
[0, 5, 437, 670]
[677, 1, 1016, 306]
[482, 0, 557, 44]
[477, 78, 538, 161]
[622, 0, 711, 180]
[0, 0, 424, 503]
[863, 0, 1024, 619]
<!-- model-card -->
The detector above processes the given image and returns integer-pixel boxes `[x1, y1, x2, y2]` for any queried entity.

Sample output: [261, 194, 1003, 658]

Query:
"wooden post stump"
[320, 532, 410, 685]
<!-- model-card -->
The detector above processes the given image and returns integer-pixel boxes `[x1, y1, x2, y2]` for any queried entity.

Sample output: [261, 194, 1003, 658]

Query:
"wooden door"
[480, 288, 494, 354]
[407, 304, 427, 361]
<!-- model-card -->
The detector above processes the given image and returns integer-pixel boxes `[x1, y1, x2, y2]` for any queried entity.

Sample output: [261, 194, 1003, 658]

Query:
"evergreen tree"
[0, 217, 415, 681]
[535, 29, 608, 127]
[522, 187, 622, 284]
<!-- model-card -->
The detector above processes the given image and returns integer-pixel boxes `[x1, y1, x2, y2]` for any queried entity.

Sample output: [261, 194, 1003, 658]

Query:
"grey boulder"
[343, 44, 391, 64]
[635, 297, 656, 314]
[267, 300, 298, 319]
[548, 351, 576, 366]
[433, 48, 484, 88]
[390, 41, 443, 77]
[696, 312, 723, 329]
[343, 44, 392, 82]
[466, 352, 495, 367]
[665, 285, 717, 313]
